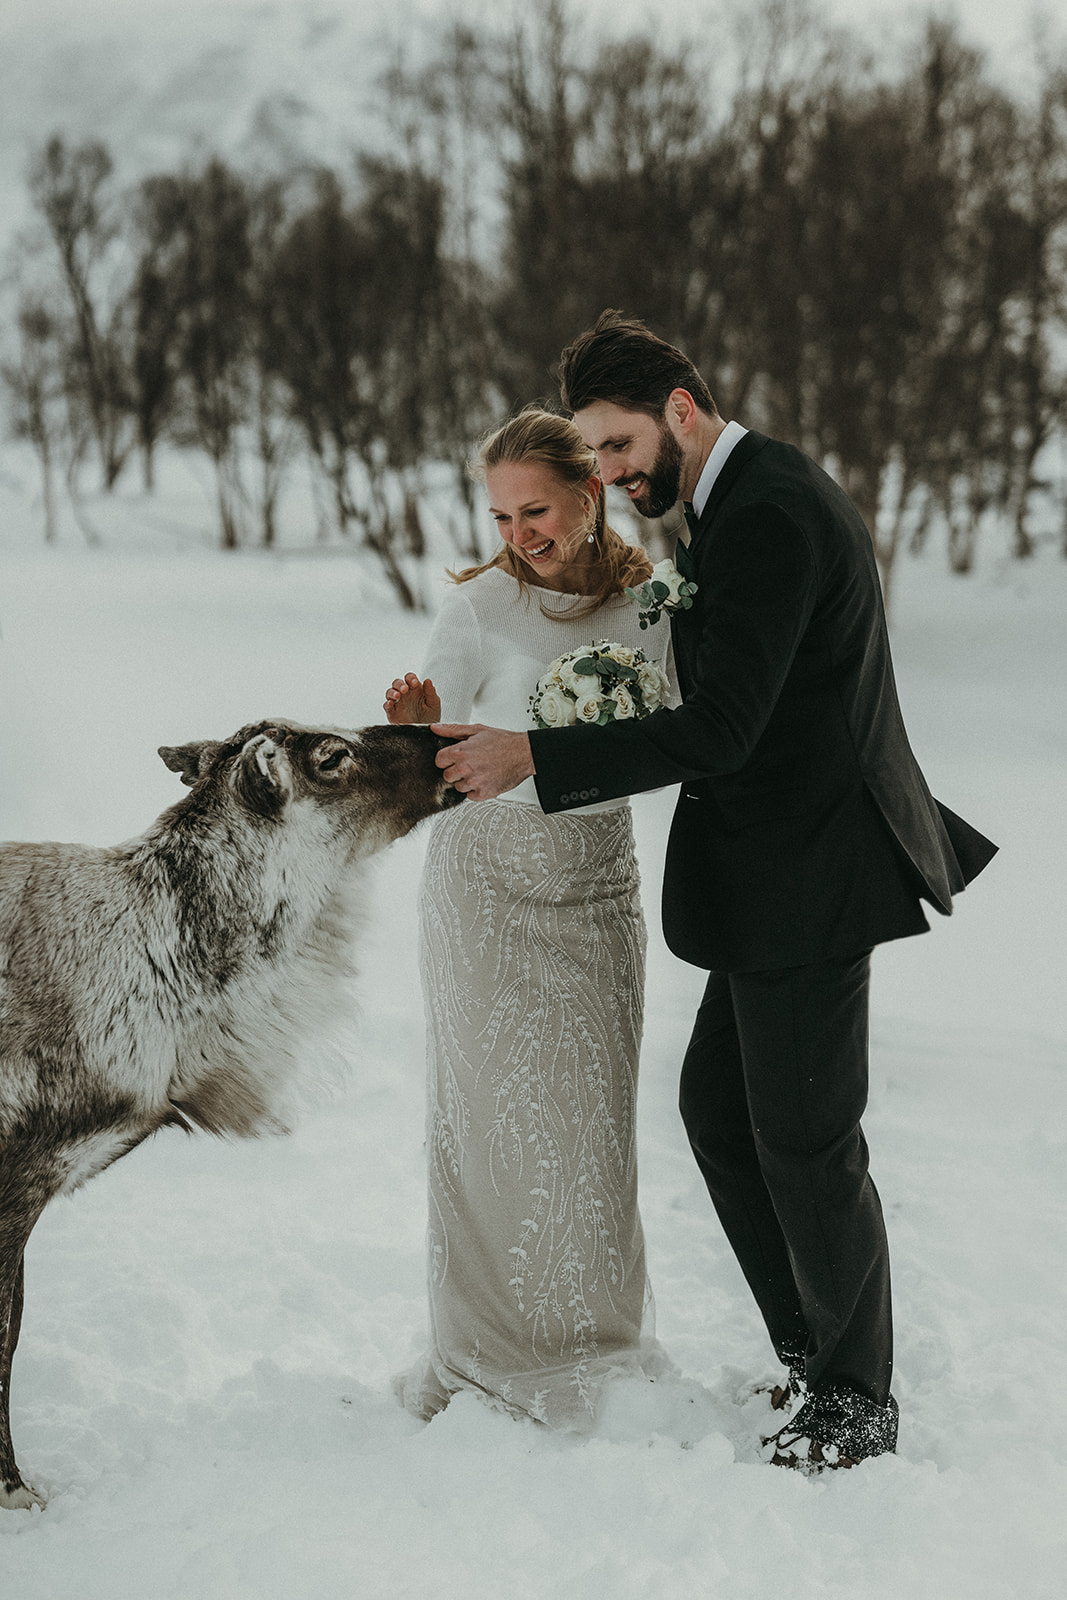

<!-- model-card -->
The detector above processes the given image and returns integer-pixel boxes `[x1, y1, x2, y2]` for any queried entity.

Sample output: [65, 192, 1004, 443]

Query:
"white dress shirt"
[691, 419, 749, 518]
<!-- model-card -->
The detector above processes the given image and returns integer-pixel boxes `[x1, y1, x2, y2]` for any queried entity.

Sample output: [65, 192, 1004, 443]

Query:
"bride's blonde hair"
[452, 406, 653, 618]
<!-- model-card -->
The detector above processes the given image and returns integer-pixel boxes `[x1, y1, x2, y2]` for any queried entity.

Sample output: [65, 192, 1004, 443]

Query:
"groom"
[433, 310, 996, 1471]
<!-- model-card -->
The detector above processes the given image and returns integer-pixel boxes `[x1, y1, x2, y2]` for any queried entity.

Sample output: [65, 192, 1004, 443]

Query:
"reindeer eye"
[317, 747, 348, 772]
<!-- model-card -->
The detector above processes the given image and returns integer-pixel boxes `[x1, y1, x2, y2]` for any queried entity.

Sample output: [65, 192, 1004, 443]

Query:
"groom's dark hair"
[558, 310, 719, 420]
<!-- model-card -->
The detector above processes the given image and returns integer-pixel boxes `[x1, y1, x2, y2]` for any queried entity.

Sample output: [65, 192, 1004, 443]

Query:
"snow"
[0, 456, 1064, 1597]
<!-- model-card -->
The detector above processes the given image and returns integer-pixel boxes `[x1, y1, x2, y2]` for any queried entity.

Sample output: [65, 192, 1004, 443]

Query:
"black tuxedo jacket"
[530, 431, 996, 972]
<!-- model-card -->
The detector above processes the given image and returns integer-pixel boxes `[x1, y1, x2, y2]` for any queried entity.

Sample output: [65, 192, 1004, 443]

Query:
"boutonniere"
[624, 559, 698, 630]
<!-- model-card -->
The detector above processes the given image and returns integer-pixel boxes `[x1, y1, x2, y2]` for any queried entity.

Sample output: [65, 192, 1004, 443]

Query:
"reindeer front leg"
[1, 1231, 45, 1509]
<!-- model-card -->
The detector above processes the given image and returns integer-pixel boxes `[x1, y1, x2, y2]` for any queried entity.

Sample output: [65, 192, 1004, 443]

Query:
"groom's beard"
[629, 423, 684, 520]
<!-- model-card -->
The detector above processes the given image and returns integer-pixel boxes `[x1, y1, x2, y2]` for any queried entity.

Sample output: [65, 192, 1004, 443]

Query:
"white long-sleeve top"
[422, 565, 678, 810]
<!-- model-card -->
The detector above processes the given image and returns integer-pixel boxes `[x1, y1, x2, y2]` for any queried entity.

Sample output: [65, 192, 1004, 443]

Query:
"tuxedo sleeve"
[531, 505, 817, 812]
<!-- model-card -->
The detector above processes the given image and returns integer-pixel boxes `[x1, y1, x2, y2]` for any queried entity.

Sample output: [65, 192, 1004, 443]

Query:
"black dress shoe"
[761, 1385, 898, 1474]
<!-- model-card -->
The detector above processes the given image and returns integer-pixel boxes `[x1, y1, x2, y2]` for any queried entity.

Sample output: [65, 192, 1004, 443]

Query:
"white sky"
[0, 0, 1056, 59]
[0, 0, 1059, 108]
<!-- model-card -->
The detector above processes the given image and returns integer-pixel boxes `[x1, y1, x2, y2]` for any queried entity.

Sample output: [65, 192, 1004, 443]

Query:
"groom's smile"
[573, 399, 689, 520]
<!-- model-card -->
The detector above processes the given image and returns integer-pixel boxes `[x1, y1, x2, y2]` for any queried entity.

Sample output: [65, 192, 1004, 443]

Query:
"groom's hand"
[432, 724, 536, 801]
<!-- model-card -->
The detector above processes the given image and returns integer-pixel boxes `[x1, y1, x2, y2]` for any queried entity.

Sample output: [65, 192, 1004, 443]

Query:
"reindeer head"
[159, 720, 462, 856]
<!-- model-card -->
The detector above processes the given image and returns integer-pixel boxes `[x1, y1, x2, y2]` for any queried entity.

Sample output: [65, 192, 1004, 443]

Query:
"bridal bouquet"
[624, 558, 698, 629]
[529, 642, 671, 729]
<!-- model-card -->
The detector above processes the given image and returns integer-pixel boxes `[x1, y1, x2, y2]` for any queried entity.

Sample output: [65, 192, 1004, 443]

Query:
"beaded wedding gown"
[398, 568, 676, 1430]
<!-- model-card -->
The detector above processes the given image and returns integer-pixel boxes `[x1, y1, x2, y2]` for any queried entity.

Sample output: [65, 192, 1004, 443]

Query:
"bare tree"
[246, 176, 299, 547]
[127, 174, 188, 492]
[488, 2, 597, 399]
[1007, 66, 1067, 559]
[269, 157, 459, 606]
[906, 25, 1030, 578]
[145, 159, 255, 548]
[1, 297, 65, 541]
[381, 25, 503, 560]
[27, 136, 133, 491]
[269, 170, 378, 546]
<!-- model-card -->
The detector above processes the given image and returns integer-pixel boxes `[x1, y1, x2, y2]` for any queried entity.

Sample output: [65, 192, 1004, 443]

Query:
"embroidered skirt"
[399, 798, 651, 1429]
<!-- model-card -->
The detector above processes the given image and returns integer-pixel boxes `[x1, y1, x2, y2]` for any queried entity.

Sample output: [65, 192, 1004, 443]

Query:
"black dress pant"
[679, 950, 893, 1407]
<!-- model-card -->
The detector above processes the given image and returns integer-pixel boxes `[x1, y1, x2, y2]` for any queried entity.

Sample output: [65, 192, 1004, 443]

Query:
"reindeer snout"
[388, 724, 455, 750]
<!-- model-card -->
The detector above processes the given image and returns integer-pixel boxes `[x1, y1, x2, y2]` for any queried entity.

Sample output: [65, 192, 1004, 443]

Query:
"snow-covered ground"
[0, 460, 1064, 1598]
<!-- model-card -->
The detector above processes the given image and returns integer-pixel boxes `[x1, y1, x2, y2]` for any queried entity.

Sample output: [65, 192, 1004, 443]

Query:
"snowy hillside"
[0, 456, 1064, 1597]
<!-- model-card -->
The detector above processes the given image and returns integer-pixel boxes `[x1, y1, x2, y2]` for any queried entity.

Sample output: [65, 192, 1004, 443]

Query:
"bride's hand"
[383, 673, 442, 725]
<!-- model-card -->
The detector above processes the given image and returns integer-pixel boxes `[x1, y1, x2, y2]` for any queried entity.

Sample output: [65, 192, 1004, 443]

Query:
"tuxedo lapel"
[671, 431, 769, 697]
[691, 430, 770, 547]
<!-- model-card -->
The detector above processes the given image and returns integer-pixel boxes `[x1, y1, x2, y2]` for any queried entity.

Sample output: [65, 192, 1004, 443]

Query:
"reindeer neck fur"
[129, 783, 368, 1139]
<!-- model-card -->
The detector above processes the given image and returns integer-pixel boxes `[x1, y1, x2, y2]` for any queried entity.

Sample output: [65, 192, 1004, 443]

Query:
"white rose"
[574, 688, 604, 723]
[538, 651, 577, 692]
[637, 660, 670, 708]
[536, 685, 577, 727]
[651, 559, 684, 601]
[611, 684, 636, 719]
[559, 660, 589, 694]
[604, 644, 636, 669]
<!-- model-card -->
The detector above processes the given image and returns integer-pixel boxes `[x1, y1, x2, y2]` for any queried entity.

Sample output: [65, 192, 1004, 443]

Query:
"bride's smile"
[486, 459, 601, 591]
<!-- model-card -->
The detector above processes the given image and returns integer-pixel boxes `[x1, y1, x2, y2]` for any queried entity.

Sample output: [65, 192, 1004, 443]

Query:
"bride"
[384, 407, 676, 1429]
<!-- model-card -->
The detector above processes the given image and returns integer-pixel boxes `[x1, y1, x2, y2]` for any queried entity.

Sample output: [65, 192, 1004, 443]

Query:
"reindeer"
[0, 720, 460, 1508]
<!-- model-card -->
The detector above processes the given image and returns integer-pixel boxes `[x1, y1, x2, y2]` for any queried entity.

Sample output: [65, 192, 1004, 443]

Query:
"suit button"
[590, 788, 599, 797]
[560, 793, 570, 804]
[579, 789, 589, 800]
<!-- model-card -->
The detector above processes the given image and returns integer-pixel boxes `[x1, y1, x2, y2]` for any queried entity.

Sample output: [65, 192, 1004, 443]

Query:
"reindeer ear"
[159, 740, 222, 787]
[233, 733, 293, 819]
